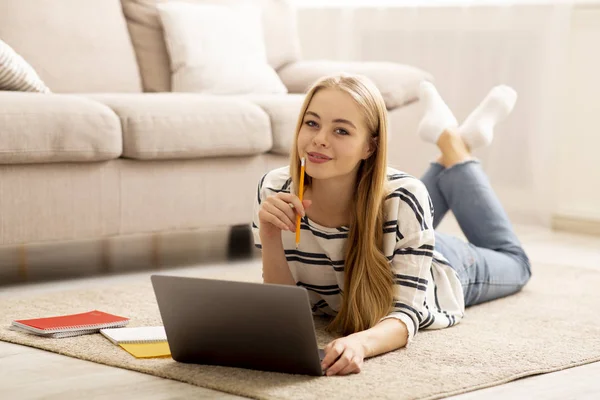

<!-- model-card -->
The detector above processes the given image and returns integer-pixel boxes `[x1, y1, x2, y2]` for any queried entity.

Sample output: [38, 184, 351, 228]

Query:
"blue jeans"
[420, 160, 532, 307]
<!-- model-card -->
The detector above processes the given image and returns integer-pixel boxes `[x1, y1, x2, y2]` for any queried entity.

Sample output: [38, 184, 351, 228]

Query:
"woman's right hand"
[258, 192, 312, 241]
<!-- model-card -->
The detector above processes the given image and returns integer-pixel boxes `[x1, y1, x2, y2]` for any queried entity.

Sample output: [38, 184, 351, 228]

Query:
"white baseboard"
[551, 214, 600, 236]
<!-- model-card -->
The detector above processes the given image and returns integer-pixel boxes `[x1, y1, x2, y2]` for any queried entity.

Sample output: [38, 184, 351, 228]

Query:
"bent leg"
[419, 162, 449, 229]
[435, 231, 531, 306]
[435, 160, 527, 262]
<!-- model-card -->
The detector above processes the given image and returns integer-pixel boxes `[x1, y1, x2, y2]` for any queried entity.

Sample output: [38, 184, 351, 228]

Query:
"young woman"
[252, 75, 531, 377]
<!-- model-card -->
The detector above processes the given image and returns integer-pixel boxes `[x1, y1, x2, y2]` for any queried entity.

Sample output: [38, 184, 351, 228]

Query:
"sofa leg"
[227, 224, 253, 260]
[18, 244, 29, 282]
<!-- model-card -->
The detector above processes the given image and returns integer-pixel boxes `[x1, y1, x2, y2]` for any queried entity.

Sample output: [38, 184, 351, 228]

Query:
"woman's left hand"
[321, 334, 367, 376]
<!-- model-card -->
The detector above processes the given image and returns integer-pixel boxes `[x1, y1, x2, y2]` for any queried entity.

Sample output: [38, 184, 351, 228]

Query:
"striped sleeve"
[251, 167, 293, 249]
[251, 172, 268, 249]
[380, 177, 435, 345]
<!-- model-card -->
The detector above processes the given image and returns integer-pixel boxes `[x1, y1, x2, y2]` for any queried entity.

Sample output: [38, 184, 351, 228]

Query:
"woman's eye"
[336, 128, 349, 136]
[305, 120, 318, 128]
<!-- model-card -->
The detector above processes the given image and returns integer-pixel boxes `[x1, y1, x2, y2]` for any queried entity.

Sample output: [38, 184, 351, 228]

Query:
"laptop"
[151, 275, 325, 376]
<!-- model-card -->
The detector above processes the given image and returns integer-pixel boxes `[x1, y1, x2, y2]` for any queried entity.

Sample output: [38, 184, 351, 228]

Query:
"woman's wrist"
[351, 318, 408, 359]
[259, 232, 283, 247]
[349, 331, 373, 358]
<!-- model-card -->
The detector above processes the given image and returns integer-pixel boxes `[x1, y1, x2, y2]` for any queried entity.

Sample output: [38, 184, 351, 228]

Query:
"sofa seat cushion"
[238, 94, 305, 156]
[85, 93, 273, 160]
[0, 92, 122, 164]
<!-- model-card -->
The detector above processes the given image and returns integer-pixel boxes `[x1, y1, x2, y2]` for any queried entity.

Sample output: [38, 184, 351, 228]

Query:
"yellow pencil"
[295, 157, 306, 249]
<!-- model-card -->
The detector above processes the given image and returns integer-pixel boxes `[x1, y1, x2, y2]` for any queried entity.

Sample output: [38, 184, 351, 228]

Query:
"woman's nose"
[312, 129, 328, 146]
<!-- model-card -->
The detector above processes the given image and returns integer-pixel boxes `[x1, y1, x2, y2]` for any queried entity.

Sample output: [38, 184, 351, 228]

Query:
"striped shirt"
[252, 166, 465, 344]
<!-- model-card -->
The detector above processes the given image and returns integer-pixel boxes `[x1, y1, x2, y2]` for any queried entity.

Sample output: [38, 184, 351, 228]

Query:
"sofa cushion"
[0, 0, 141, 93]
[0, 92, 122, 165]
[85, 94, 273, 160]
[238, 94, 305, 156]
[278, 61, 433, 110]
[157, 2, 287, 95]
[0, 39, 50, 93]
[121, 0, 301, 93]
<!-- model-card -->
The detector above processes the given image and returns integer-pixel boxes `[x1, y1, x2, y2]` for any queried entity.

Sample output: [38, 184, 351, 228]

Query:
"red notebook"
[12, 310, 129, 335]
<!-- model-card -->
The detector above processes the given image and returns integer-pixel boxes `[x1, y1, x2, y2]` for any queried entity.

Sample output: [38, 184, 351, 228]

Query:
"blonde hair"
[289, 74, 394, 336]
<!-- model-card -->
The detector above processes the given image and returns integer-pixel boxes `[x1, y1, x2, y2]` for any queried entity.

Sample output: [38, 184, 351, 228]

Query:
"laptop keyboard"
[318, 348, 325, 360]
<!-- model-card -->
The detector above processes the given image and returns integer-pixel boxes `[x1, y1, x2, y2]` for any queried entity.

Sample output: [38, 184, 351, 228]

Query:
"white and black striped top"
[252, 166, 465, 344]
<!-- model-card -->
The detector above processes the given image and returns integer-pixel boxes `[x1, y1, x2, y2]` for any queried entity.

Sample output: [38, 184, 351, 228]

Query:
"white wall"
[556, 7, 600, 222]
[294, 3, 600, 226]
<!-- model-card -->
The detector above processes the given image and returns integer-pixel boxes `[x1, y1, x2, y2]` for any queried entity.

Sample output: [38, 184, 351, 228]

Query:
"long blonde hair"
[289, 74, 394, 336]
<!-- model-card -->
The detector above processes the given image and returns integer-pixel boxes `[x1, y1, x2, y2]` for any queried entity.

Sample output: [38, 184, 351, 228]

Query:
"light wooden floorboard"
[0, 341, 243, 400]
[1, 220, 599, 399]
[448, 361, 600, 400]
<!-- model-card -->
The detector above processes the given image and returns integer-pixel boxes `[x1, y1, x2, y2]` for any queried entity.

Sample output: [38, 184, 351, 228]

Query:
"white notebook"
[100, 326, 167, 344]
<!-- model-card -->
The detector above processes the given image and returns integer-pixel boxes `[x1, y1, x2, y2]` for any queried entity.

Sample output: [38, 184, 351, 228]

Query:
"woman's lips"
[307, 152, 331, 164]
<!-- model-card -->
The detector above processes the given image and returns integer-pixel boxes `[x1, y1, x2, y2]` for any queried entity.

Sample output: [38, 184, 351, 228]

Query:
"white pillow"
[0, 39, 50, 93]
[157, 2, 288, 95]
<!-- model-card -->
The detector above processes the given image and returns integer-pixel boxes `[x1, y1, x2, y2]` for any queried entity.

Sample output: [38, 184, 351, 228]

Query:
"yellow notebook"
[119, 342, 171, 359]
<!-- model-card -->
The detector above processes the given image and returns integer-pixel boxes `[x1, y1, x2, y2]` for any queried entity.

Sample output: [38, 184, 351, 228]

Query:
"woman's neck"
[305, 175, 357, 226]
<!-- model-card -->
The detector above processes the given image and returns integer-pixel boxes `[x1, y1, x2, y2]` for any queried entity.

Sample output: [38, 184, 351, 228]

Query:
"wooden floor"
[1, 219, 600, 400]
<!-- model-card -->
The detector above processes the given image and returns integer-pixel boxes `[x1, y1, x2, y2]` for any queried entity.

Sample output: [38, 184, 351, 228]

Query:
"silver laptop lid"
[151, 275, 324, 376]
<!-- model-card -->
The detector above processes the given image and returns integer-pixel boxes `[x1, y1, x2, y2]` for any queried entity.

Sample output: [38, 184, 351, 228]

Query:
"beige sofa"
[0, 0, 432, 282]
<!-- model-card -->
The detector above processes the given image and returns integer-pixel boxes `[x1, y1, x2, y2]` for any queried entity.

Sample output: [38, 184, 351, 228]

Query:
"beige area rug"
[1, 262, 600, 400]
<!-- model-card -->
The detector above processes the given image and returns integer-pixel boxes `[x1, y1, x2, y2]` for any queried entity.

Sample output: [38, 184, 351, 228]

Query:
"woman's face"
[297, 88, 373, 181]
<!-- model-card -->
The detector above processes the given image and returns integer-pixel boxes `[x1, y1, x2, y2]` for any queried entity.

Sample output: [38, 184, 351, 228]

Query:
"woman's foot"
[459, 85, 518, 150]
[417, 81, 458, 144]
[436, 129, 474, 168]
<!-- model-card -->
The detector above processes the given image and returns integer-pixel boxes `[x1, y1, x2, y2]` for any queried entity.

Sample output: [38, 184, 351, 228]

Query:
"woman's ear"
[363, 136, 378, 159]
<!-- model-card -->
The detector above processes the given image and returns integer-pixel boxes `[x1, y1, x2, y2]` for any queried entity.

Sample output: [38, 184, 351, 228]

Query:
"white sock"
[417, 81, 458, 144]
[458, 85, 518, 150]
